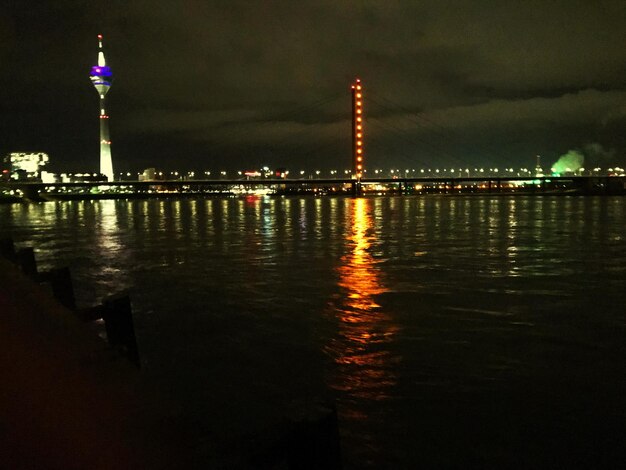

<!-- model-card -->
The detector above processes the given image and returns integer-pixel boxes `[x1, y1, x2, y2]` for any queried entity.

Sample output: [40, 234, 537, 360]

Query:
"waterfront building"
[4, 152, 49, 180]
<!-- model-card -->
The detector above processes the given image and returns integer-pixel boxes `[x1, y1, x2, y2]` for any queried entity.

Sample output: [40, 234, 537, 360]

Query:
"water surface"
[2, 195, 625, 468]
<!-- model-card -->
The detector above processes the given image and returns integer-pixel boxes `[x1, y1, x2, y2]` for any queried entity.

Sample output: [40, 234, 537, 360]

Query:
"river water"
[2, 195, 625, 468]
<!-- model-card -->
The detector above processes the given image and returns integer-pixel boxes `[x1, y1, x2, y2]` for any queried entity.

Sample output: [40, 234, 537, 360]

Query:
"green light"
[552, 150, 584, 174]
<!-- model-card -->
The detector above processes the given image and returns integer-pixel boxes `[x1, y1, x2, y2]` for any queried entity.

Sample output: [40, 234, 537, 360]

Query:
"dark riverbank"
[0, 253, 342, 468]
[0, 258, 196, 468]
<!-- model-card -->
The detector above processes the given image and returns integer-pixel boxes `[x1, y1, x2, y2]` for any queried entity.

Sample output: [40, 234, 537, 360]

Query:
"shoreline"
[1, 188, 625, 204]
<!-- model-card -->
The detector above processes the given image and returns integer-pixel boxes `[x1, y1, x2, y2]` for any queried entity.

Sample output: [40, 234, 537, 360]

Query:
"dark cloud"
[1, 0, 625, 173]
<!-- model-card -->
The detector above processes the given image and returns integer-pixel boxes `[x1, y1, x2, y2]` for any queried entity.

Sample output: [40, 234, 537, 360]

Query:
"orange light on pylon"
[352, 78, 364, 181]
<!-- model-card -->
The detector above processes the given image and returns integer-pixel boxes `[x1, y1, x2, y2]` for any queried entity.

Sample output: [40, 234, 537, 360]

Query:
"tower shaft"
[99, 96, 113, 181]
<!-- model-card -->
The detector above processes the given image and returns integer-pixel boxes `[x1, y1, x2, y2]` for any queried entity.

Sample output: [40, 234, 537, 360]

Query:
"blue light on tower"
[90, 34, 114, 182]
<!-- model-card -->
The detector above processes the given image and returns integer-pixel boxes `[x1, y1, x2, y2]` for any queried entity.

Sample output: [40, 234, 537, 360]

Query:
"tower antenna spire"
[97, 34, 106, 66]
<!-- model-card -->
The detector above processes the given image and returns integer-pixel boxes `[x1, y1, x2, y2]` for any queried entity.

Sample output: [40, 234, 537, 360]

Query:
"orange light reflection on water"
[327, 198, 399, 405]
[338, 198, 387, 314]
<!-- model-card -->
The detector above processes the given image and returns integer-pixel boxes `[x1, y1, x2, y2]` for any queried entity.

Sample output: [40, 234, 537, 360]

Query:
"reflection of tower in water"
[326, 198, 399, 406]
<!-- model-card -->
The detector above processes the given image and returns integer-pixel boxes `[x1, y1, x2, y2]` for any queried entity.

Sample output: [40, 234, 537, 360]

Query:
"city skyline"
[1, 1, 625, 174]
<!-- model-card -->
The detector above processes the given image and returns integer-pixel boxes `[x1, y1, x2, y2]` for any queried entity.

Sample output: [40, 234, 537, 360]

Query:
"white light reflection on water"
[95, 200, 122, 255]
[90, 201, 132, 298]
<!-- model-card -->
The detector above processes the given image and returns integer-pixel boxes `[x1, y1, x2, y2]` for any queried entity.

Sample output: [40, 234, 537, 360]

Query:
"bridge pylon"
[351, 78, 364, 193]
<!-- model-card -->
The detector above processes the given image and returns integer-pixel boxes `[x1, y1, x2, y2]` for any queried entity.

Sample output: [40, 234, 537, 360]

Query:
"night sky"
[1, 1, 625, 174]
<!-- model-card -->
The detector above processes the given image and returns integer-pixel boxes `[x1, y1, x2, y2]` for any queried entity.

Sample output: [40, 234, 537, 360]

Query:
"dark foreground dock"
[0, 255, 216, 468]
[0, 249, 341, 469]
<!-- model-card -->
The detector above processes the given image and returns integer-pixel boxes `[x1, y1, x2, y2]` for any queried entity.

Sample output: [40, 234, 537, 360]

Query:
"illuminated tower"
[535, 155, 544, 177]
[351, 78, 365, 181]
[89, 34, 114, 181]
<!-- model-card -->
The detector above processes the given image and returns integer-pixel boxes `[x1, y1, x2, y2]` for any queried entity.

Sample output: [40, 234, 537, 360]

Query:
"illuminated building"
[5, 152, 49, 180]
[351, 78, 365, 180]
[274, 167, 288, 179]
[89, 34, 114, 182]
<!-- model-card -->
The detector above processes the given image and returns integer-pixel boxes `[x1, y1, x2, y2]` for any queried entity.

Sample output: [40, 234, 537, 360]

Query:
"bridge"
[2, 77, 624, 200]
[2, 175, 625, 201]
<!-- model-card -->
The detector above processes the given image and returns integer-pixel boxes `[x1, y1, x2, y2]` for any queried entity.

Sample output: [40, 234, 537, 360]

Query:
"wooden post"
[46, 267, 76, 310]
[103, 294, 140, 367]
[16, 247, 38, 279]
[0, 238, 16, 262]
[286, 400, 342, 470]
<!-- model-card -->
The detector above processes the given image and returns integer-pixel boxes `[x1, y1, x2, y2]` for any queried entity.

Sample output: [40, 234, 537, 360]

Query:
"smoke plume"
[552, 149, 584, 174]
